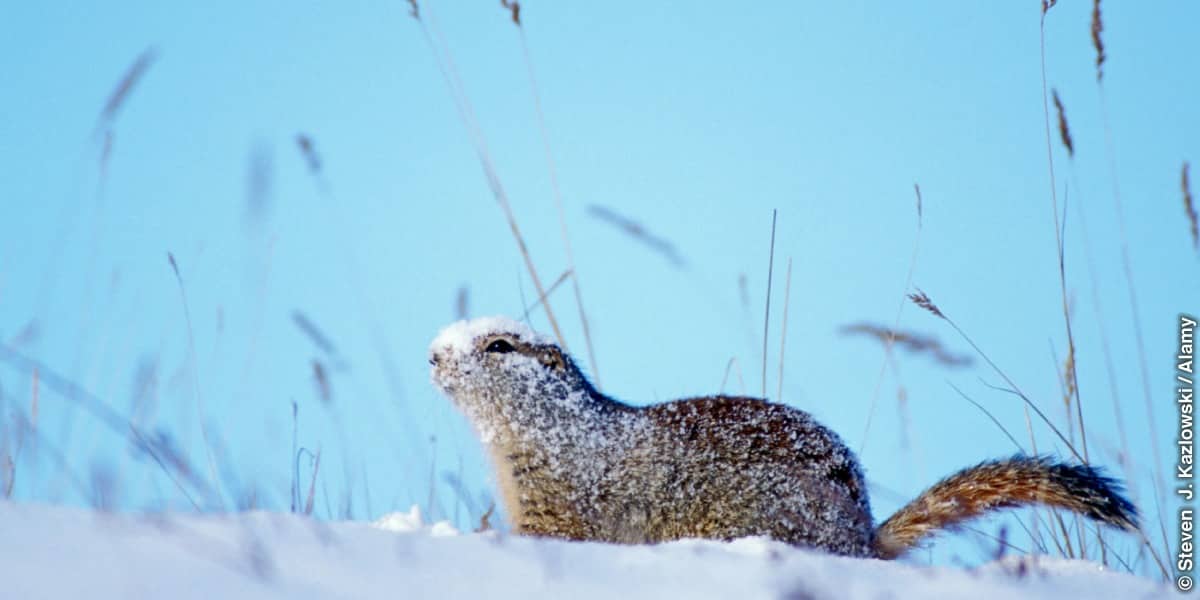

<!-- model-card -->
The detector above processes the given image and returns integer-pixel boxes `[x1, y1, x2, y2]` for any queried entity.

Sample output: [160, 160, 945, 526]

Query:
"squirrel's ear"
[537, 348, 567, 372]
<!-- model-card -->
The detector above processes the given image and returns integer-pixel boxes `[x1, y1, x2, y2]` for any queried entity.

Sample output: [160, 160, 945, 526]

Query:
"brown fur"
[874, 455, 1138, 559]
[489, 396, 874, 556]
[431, 318, 1139, 559]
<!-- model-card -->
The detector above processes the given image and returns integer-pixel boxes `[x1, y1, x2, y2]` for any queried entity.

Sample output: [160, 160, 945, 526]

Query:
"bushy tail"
[872, 455, 1139, 559]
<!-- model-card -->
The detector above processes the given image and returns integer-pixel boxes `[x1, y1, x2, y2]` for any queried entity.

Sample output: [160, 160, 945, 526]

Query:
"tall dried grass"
[760, 210, 778, 399]
[408, 0, 570, 351]
[858, 184, 924, 457]
[502, 2, 602, 385]
[168, 253, 224, 508]
[588, 205, 687, 268]
[95, 47, 157, 136]
[776, 258, 793, 403]
[1091, 0, 1106, 82]
[1080, 0, 1173, 569]
[907, 289, 1082, 461]
[1184, 162, 1197, 249]
[840, 324, 970, 368]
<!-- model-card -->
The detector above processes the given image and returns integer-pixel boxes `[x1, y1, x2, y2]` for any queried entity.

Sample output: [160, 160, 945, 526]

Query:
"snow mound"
[373, 505, 459, 537]
[0, 501, 1170, 599]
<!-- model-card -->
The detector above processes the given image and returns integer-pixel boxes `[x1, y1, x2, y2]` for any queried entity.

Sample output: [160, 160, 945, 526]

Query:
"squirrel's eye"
[485, 339, 515, 354]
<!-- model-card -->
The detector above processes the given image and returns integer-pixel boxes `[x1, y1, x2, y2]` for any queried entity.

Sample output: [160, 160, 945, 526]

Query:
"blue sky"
[1, 1, 1196, 572]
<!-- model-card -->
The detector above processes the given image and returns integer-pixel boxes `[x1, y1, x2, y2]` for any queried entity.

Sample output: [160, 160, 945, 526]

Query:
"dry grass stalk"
[455, 286, 470, 320]
[500, 0, 521, 26]
[1046, 83, 1094, 468]
[949, 382, 1024, 453]
[141, 432, 196, 486]
[1091, 0, 1106, 82]
[914, 183, 923, 227]
[909, 288, 1083, 461]
[406, 0, 419, 20]
[896, 386, 912, 452]
[588, 205, 687, 268]
[1053, 511, 1077, 558]
[89, 463, 117, 512]
[290, 125, 385, 387]
[476, 502, 496, 532]
[907, 289, 944, 319]
[18, 414, 93, 502]
[1041, 0, 1057, 14]
[0, 345, 209, 508]
[760, 210, 778, 399]
[498, 191, 570, 351]
[292, 311, 340, 359]
[2, 454, 13, 499]
[841, 323, 971, 368]
[776, 257, 793, 403]
[1089, 8, 1169, 569]
[1040, 39, 1086, 463]
[30, 368, 39, 431]
[96, 47, 158, 133]
[7, 320, 39, 348]
[719, 357, 746, 395]
[1052, 89, 1074, 159]
[412, 4, 571, 353]
[992, 525, 1011, 562]
[859, 183, 925, 456]
[130, 432, 206, 510]
[1037, 9, 1093, 467]
[511, 14, 602, 385]
[1042, 6, 1116, 565]
[312, 360, 332, 405]
[2, 417, 17, 499]
[442, 470, 481, 527]
[1184, 162, 1197, 249]
[167, 252, 224, 507]
[291, 402, 299, 512]
[1062, 346, 1077, 415]
[99, 129, 114, 176]
[304, 449, 322, 516]
[245, 143, 273, 225]
[521, 269, 572, 320]
[295, 134, 322, 175]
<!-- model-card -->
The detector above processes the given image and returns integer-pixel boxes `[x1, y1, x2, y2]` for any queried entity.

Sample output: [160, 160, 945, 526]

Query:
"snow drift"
[0, 501, 1169, 599]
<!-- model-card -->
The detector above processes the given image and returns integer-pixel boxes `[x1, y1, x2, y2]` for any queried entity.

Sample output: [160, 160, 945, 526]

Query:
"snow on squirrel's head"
[429, 317, 598, 442]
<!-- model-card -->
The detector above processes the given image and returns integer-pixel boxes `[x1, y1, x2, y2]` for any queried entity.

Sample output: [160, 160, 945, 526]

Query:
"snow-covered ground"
[0, 501, 1170, 599]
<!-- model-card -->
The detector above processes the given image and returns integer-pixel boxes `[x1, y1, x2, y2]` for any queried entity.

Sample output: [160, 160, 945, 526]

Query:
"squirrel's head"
[429, 317, 596, 442]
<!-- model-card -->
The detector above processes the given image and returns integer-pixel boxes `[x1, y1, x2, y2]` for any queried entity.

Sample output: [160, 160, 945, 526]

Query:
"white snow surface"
[429, 316, 552, 358]
[0, 500, 1170, 599]
[373, 504, 460, 537]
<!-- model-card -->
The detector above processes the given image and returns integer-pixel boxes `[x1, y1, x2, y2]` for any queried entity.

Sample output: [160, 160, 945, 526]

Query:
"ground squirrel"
[428, 317, 1139, 559]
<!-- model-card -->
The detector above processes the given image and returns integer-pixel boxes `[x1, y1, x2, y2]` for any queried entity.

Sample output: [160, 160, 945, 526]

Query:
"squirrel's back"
[601, 397, 874, 555]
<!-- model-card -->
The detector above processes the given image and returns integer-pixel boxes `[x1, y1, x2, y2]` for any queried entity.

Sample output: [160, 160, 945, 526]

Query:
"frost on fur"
[428, 317, 1138, 560]
[429, 316, 551, 362]
[430, 316, 875, 556]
